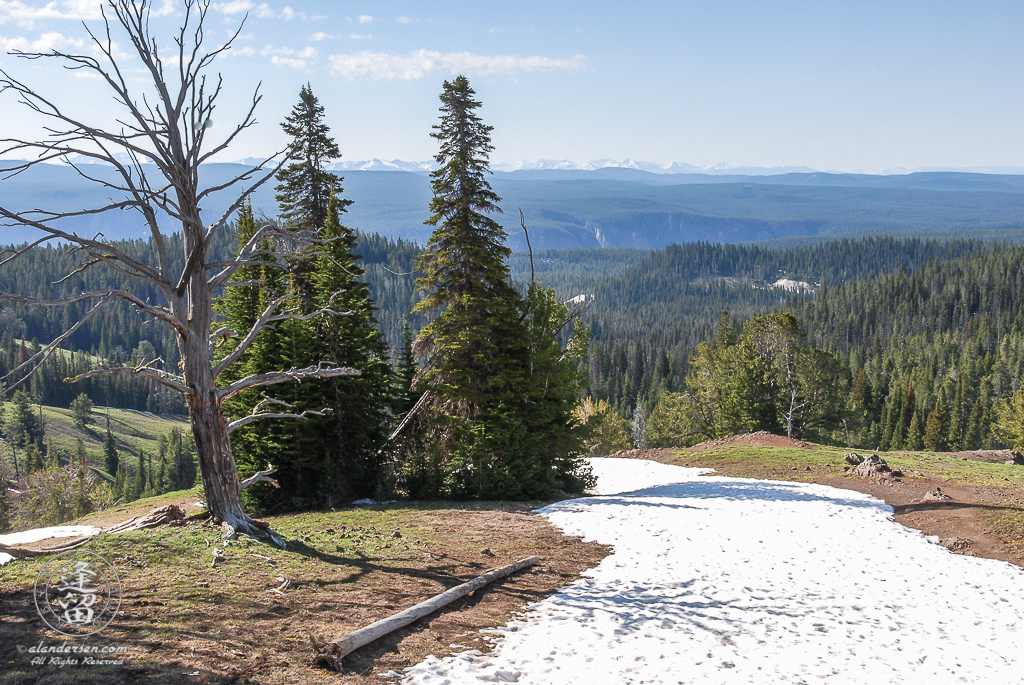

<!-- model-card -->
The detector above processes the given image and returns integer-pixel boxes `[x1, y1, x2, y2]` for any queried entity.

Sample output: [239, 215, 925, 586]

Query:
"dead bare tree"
[0, 0, 359, 541]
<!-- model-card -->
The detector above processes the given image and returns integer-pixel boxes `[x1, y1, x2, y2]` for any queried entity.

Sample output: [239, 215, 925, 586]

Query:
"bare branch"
[212, 292, 353, 379]
[219, 363, 361, 401]
[69, 359, 188, 395]
[239, 464, 280, 490]
[228, 408, 328, 434]
[0, 289, 187, 336]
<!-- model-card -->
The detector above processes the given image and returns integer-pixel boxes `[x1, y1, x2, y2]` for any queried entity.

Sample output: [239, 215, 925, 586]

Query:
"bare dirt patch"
[0, 503, 609, 684]
[690, 431, 817, 450]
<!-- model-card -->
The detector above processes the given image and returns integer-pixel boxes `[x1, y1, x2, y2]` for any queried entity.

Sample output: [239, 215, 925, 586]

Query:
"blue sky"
[1, 0, 1023, 171]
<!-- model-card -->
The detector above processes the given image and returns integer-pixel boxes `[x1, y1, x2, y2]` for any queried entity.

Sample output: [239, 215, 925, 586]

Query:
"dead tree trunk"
[0, 0, 358, 543]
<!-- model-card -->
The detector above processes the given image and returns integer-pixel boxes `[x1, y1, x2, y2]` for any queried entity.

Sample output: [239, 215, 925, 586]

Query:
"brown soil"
[0, 503, 609, 685]
[690, 431, 818, 450]
[613, 446, 1024, 570]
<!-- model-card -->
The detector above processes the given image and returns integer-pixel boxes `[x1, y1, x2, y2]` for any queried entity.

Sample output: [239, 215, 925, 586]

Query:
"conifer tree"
[157, 453, 168, 495]
[924, 391, 949, 452]
[409, 76, 590, 498]
[0, 476, 9, 534]
[947, 373, 968, 451]
[410, 76, 530, 495]
[221, 86, 390, 506]
[392, 319, 419, 416]
[275, 84, 346, 233]
[414, 76, 523, 408]
[906, 410, 924, 450]
[103, 429, 119, 476]
[70, 393, 93, 430]
[134, 449, 146, 501]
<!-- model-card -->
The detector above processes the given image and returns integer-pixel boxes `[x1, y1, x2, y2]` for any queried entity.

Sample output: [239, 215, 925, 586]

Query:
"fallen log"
[0, 505, 188, 561]
[0, 534, 96, 558]
[312, 555, 539, 671]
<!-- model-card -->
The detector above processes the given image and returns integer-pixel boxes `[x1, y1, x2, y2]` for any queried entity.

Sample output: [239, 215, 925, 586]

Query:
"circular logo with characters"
[33, 550, 122, 637]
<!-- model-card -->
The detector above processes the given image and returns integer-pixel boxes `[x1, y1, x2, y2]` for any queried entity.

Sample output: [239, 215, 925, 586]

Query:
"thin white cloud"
[1, 30, 83, 52]
[222, 45, 255, 58]
[260, 44, 316, 59]
[211, 0, 252, 14]
[357, 14, 372, 24]
[349, 32, 370, 40]
[151, 0, 175, 17]
[213, 1, 293, 20]
[310, 31, 335, 41]
[271, 54, 305, 69]
[328, 50, 586, 80]
[396, 15, 413, 24]
[0, 0, 101, 27]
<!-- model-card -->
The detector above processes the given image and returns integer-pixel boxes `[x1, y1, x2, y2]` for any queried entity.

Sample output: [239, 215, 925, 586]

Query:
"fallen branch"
[0, 505, 187, 560]
[103, 505, 186, 533]
[0, 534, 96, 558]
[312, 556, 539, 671]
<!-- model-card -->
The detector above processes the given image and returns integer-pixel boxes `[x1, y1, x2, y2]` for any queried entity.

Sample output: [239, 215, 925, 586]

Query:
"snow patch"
[402, 457, 1024, 684]
[0, 525, 101, 546]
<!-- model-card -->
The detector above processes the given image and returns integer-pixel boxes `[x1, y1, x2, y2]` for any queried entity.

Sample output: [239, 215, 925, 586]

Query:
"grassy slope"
[0, 492, 607, 684]
[670, 443, 1024, 489]
[1, 401, 189, 479]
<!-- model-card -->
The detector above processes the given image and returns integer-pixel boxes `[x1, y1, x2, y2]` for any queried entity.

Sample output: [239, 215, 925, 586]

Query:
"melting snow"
[0, 524, 101, 546]
[402, 458, 1024, 684]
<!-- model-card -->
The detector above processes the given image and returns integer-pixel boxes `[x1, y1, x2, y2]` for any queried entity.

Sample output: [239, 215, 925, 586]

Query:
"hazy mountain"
[4, 162, 1024, 249]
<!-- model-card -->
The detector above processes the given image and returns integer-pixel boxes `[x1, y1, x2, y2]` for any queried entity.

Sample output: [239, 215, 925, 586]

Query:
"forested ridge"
[581, 238, 1000, 409]
[6, 234, 1024, 455]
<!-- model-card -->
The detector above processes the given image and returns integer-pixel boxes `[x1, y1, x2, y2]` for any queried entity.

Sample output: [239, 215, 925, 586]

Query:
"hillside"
[0, 400, 188, 480]
[0, 492, 608, 684]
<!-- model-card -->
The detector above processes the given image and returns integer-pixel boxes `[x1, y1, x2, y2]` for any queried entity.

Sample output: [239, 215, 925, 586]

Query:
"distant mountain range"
[237, 157, 1024, 177]
[231, 157, 821, 175]
[3, 162, 1024, 249]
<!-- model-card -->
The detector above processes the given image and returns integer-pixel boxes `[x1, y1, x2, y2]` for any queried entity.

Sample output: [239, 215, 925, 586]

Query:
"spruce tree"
[409, 76, 590, 498]
[0, 477, 9, 534]
[410, 76, 532, 496]
[924, 391, 949, 452]
[103, 428, 119, 476]
[134, 449, 146, 501]
[906, 410, 924, 451]
[392, 319, 419, 416]
[221, 86, 390, 507]
[275, 84, 346, 233]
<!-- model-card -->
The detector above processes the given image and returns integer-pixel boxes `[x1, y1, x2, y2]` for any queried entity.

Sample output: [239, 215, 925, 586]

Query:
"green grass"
[677, 443, 1024, 488]
[1, 401, 189, 479]
[0, 495, 592, 684]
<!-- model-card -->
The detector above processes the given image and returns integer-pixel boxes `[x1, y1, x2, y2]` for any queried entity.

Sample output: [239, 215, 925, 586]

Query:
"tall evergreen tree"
[408, 76, 590, 498]
[221, 86, 390, 507]
[275, 84, 346, 232]
[134, 449, 147, 501]
[392, 319, 419, 416]
[409, 76, 528, 494]
[924, 391, 949, 452]
[0, 474, 9, 534]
